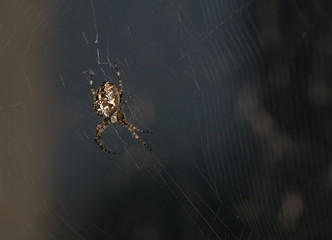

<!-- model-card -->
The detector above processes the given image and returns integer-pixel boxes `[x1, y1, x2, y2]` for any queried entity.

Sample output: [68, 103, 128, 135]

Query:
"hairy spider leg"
[122, 118, 152, 151]
[120, 95, 132, 109]
[122, 118, 152, 134]
[126, 125, 152, 151]
[120, 97, 153, 134]
[114, 63, 123, 100]
[89, 70, 96, 95]
[95, 117, 116, 154]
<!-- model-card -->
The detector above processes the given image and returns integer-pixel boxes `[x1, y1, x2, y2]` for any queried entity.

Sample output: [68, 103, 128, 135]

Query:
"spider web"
[2, 0, 332, 239]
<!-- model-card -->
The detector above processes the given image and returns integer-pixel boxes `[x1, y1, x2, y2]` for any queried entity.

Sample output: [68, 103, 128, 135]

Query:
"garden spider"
[90, 63, 152, 154]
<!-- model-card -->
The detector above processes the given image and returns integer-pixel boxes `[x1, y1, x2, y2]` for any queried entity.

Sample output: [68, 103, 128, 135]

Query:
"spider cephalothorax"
[90, 63, 152, 154]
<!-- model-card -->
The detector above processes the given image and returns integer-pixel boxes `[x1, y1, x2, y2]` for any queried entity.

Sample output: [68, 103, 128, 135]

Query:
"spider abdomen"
[94, 82, 120, 117]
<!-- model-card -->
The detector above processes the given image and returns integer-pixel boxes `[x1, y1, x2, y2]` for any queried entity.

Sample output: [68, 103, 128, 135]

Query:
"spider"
[90, 63, 152, 154]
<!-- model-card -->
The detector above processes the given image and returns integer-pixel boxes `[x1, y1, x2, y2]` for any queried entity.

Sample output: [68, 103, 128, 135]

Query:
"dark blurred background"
[1, 0, 332, 239]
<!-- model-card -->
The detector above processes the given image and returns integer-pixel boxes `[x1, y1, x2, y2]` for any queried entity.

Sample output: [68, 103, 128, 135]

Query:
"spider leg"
[122, 119, 152, 151]
[120, 97, 152, 133]
[114, 63, 123, 100]
[95, 117, 116, 154]
[122, 118, 153, 134]
[120, 95, 132, 109]
[89, 70, 96, 95]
